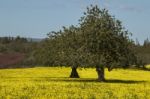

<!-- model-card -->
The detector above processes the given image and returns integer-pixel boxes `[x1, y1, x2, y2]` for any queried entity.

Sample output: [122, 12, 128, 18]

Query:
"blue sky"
[0, 0, 150, 43]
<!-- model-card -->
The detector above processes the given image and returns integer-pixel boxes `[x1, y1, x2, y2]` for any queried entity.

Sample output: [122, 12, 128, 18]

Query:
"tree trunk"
[70, 66, 79, 78]
[96, 66, 105, 82]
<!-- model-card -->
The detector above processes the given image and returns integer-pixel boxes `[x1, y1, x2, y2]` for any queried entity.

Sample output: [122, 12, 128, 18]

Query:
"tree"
[143, 38, 150, 47]
[79, 5, 136, 81]
[34, 5, 136, 81]
[47, 26, 86, 78]
[61, 26, 86, 78]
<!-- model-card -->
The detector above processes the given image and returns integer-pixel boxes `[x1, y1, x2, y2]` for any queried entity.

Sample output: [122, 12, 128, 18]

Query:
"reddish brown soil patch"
[0, 53, 25, 68]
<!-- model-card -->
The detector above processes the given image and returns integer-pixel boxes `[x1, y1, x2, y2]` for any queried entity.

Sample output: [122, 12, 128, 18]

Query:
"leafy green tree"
[59, 26, 86, 78]
[33, 5, 137, 80]
[46, 26, 86, 78]
[79, 5, 136, 81]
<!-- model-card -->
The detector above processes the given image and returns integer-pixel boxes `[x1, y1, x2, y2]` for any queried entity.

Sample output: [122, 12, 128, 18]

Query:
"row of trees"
[0, 36, 31, 53]
[32, 5, 137, 81]
[0, 36, 27, 44]
[0, 36, 38, 67]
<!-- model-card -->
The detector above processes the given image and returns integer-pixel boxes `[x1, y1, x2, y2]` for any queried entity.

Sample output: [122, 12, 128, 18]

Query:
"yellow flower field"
[0, 67, 150, 99]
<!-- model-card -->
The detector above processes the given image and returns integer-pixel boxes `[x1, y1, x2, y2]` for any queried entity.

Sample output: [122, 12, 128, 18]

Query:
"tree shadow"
[104, 79, 146, 84]
[4, 77, 146, 84]
[41, 78, 146, 84]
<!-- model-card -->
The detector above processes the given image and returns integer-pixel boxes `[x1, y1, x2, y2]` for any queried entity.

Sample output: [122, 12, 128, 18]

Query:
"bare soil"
[0, 53, 25, 68]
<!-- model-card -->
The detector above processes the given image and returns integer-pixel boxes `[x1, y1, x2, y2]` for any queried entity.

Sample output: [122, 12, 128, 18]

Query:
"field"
[0, 67, 150, 99]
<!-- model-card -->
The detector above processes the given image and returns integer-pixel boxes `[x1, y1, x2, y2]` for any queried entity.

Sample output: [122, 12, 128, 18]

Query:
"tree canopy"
[33, 5, 137, 81]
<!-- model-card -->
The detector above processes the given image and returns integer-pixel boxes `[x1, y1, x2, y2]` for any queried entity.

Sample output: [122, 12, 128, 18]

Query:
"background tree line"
[0, 36, 37, 53]
[134, 38, 150, 69]
[0, 36, 38, 67]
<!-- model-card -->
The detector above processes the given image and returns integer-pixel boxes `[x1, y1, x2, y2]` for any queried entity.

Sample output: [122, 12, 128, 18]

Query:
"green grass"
[0, 67, 150, 99]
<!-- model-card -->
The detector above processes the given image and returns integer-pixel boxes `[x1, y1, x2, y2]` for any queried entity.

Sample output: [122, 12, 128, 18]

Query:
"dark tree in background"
[134, 38, 150, 69]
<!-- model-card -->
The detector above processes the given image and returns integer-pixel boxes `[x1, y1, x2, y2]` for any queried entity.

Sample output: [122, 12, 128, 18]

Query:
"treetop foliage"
[33, 5, 137, 71]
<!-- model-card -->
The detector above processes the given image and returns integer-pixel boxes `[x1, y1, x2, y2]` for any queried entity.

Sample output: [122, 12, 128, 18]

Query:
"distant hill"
[0, 36, 45, 42]
[27, 38, 45, 42]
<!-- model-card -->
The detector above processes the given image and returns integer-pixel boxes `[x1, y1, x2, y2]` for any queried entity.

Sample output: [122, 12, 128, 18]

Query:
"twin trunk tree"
[67, 5, 134, 81]
[70, 65, 105, 81]
[46, 5, 135, 82]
